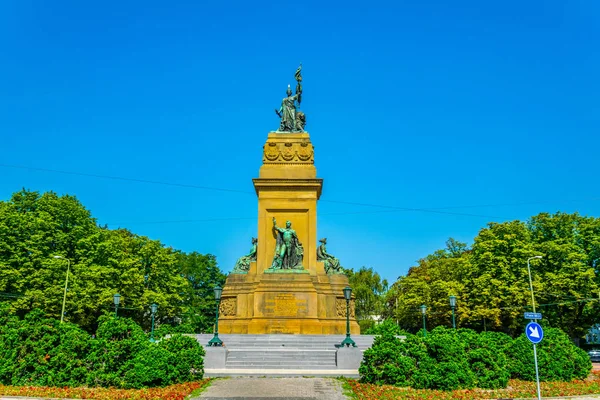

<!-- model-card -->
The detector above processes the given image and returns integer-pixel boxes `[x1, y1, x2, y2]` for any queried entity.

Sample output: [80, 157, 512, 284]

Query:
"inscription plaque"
[264, 293, 308, 317]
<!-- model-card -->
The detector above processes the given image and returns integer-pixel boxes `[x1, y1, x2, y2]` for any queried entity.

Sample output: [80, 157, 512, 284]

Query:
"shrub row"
[0, 308, 205, 389]
[359, 325, 591, 391]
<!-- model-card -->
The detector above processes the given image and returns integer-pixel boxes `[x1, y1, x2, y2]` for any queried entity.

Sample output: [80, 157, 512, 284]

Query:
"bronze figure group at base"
[317, 237, 343, 274]
[231, 237, 257, 273]
[231, 219, 343, 275]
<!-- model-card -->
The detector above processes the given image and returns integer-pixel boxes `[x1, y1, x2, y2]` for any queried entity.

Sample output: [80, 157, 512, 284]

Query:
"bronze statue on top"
[275, 64, 306, 132]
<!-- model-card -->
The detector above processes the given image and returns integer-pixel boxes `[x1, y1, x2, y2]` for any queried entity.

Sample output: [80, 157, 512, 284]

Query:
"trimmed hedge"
[359, 326, 591, 391]
[363, 319, 409, 336]
[508, 327, 591, 381]
[0, 308, 205, 389]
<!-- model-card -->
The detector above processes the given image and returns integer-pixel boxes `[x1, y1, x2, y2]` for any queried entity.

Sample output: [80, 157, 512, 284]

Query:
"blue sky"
[1, 1, 598, 283]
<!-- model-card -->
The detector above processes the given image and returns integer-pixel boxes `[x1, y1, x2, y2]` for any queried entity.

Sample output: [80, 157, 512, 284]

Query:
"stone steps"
[194, 334, 375, 348]
[192, 334, 376, 374]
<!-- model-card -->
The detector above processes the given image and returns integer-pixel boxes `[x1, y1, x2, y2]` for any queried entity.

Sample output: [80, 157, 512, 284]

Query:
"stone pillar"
[219, 131, 359, 335]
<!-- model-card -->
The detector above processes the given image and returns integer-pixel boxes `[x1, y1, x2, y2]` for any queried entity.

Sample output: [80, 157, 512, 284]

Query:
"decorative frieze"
[336, 298, 356, 319]
[263, 140, 314, 164]
[219, 297, 237, 317]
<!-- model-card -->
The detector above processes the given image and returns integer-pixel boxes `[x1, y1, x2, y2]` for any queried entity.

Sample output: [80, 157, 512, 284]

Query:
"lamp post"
[150, 303, 158, 342]
[449, 295, 457, 329]
[420, 304, 427, 337]
[53, 256, 71, 323]
[527, 256, 543, 314]
[527, 255, 543, 400]
[113, 293, 121, 317]
[208, 286, 223, 346]
[340, 286, 357, 347]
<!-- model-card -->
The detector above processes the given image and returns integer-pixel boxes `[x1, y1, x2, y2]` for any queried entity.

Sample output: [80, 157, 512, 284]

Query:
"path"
[191, 377, 348, 400]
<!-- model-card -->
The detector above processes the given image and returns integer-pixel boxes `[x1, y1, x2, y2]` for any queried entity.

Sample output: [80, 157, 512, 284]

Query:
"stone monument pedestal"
[219, 132, 359, 335]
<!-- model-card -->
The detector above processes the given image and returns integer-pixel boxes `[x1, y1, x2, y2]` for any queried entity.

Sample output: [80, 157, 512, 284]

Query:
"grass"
[343, 371, 600, 400]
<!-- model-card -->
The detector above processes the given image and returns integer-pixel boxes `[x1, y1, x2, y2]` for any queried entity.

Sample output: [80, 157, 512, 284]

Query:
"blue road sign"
[526, 322, 544, 344]
[524, 312, 542, 320]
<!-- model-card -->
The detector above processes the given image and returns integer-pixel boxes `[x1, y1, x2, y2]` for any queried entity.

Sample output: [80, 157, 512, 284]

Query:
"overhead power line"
[3, 162, 598, 226]
[106, 207, 513, 227]
[0, 163, 253, 195]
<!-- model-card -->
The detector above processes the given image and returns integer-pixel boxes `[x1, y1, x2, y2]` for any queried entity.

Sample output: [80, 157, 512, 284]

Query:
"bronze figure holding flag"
[275, 64, 306, 132]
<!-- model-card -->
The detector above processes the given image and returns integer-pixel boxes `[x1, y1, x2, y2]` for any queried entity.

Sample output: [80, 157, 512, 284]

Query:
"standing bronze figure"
[275, 64, 305, 132]
[270, 218, 304, 269]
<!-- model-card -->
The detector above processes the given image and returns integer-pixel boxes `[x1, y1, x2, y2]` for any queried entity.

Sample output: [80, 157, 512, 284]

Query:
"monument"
[219, 65, 359, 334]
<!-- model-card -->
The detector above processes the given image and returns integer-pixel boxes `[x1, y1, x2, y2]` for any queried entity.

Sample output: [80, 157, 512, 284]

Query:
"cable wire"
[4, 162, 598, 225]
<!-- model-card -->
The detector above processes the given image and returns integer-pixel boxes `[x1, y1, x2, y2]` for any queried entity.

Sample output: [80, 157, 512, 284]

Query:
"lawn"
[344, 371, 600, 400]
[0, 380, 211, 400]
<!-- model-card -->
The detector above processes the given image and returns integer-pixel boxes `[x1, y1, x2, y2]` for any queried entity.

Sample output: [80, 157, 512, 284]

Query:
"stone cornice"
[252, 178, 323, 199]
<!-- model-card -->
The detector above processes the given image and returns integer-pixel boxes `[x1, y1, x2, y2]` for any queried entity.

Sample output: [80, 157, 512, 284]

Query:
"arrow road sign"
[524, 312, 542, 320]
[526, 322, 544, 344]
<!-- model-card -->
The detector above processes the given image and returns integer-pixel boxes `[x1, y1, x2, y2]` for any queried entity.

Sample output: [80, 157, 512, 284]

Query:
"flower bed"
[0, 380, 211, 400]
[345, 371, 600, 400]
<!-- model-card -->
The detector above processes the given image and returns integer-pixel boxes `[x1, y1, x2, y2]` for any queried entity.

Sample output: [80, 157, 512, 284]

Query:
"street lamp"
[150, 303, 158, 343]
[527, 256, 543, 314]
[208, 286, 223, 346]
[420, 304, 427, 337]
[449, 295, 457, 329]
[113, 293, 121, 317]
[340, 286, 357, 347]
[53, 256, 71, 323]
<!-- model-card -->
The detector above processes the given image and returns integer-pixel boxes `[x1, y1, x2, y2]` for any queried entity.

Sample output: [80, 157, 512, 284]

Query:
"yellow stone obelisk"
[218, 131, 359, 334]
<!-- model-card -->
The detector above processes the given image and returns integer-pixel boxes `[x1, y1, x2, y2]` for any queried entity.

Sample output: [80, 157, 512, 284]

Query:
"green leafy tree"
[390, 239, 470, 333]
[389, 213, 600, 338]
[175, 251, 226, 333]
[346, 266, 388, 321]
[529, 212, 600, 338]
[0, 189, 225, 333]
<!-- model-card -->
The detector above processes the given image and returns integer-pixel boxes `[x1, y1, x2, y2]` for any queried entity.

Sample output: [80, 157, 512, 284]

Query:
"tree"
[388, 214, 600, 338]
[0, 189, 225, 333]
[390, 239, 470, 333]
[175, 251, 226, 333]
[528, 212, 600, 338]
[346, 266, 388, 321]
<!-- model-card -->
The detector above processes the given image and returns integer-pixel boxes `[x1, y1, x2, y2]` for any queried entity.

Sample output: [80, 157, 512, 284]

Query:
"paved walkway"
[191, 377, 348, 400]
[204, 368, 358, 378]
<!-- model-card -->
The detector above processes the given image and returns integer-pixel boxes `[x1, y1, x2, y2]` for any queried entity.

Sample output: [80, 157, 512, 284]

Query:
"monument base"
[219, 272, 359, 335]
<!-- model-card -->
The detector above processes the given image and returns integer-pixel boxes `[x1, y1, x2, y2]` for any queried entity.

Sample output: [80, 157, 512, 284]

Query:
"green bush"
[358, 319, 376, 332]
[0, 310, 93, 387]
[363, 319, 408, 336]
[359, 326, 592, 391]
[508, 327, 592, 381]
[0, 304, 21, 384]
[360, 328, 478, 391]
[86, 315, 149, 388]
[459, 330, 510, 389]
[359, 333, 416, 386]
[0, 310, 205, 389]
[419, 327, 476, 390]
[124, 334, 205, 388]
[158, 334, 205, 382]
